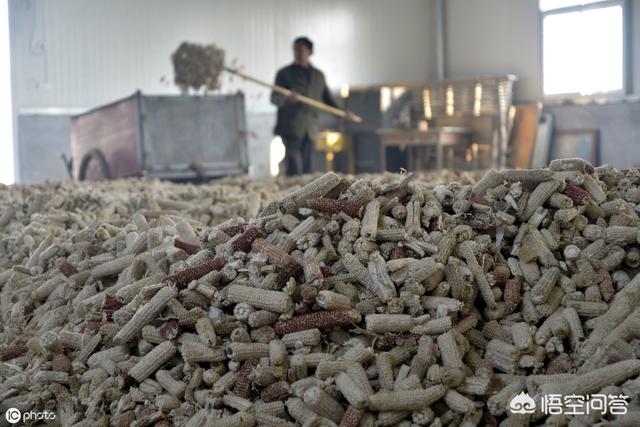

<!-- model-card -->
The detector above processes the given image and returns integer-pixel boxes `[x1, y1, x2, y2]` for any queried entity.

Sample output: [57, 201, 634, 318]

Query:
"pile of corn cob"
[1, 160, 640, 426]
[171, 41, 226, 93]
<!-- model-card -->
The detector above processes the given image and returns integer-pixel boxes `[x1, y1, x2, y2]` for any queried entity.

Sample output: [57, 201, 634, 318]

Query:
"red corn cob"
[373, 333, 421, 351]
[563, 185, 591, 205]
[481, 254, 494, 274]
[305, 198, 363, 217]
[253, 238, 303, 289]
[322, 178, 351, 199]
[252, 239, 299, 269]
[0, 344, 28, 361]
[213, 321, 243, 336]
[339, 406, 364, 427]
[153, 415, 172, 427]
[174, 238, 201, 255]
[599, 271, 615, 302]
[220, 225, 246, 237]
[260, 380, 291, 402]
[177, 308, 206, 327]
[231, 226, 264, 253]
[470, 194, 490, 206]
[51, 353, 72, 373]
[274, 310, 361, 335]
[161, 319, 180, 340]
[482, 412, 498, 427]
[232, 358, 258, 399]
[162, 256, 225, 288]
[275, 262, 304, 289]
[81, 320, 104, 333]
[607, 354, 625, 365]
[545, 353, 573, 374]
[181, 289, 209, 310]
[320, 265, 335, 277]
[102, 294, 124, 321]
[584, 284, 602, 302]
[294, 303, 312, 316]
[59, 260, 78, 277]
[389, 245, 405, 260]
[503, 277, 522, 311]
[462, 212, 495, 231]
[492, 265, 510, 286]
[426, 217, 441, 232]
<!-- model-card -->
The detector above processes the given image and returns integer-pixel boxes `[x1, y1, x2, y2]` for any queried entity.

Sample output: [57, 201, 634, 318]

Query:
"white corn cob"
[226, 285, 292, 313]
[315, 360, 356, 379]
[128, 341, 176, 382]
[303, 386, 345, 423]
[209, 411, 255, 427]
[582, 174, 606, 203]
[316, 290, 352, 311]
[335, 371, 368, 409]
[90, 254, 136, 278]
[530, 266, 561, 304]
[541, 359, 640, 396]
[367, 251, 397, 302]
[195, 317, 217, 347]
[458, 241, 496, 309]
[156, 369, 187, 398]
[282, 329, 321, 348]
[437, 331, 463, 369]
[114, 285, 177, 344]
[361, 199, 380, 240]
[521, 179, 562, 221]
[367, 385, 447, 412]
[376, 352, 394, 391]
[33, 370, 69, 384]
[510, 322, 533, 352]
[365, 314, 413, 333]
[281, 172, 340, 213]
[444, 389, 476, 414]
[473, 169, 504, 195]
[226, 342, 270, 361]
[268, 339, 286, 366]
[411, 316, 452, 335]
[485, 339, 519, 374]
[180, 340, 226, 363]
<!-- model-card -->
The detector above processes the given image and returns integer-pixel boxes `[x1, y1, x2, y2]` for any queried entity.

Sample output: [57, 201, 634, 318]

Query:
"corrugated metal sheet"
[10, 0, 437, 112]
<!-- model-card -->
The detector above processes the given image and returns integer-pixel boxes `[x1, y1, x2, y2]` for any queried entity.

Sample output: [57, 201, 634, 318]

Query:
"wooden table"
[376, 127, 472, 172]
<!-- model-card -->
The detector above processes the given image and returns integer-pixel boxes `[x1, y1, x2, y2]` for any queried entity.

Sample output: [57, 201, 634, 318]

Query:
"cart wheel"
[78, 149, 112, 181]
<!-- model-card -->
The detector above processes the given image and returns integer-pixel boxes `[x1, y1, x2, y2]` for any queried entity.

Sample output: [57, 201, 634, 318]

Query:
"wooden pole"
[224, 67, 362, 123]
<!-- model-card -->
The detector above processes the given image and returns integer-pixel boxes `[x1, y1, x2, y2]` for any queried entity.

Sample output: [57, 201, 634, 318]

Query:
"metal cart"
[70, 91, 248, 181]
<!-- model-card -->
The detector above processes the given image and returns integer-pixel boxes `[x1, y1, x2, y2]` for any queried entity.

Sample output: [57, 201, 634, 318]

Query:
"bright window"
[541, 0, 624, 96]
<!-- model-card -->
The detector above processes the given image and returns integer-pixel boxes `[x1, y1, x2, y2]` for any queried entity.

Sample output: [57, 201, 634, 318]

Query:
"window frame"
[539, 0, 630, 100]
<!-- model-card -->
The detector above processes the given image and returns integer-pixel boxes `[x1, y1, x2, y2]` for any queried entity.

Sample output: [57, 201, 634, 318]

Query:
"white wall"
[10, 0, 437, 112]
[1, 0, 13, 184]
[444, 0, 541, 101]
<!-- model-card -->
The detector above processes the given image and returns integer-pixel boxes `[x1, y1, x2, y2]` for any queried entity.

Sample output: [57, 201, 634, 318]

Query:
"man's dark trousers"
[282, 133, 312, 176]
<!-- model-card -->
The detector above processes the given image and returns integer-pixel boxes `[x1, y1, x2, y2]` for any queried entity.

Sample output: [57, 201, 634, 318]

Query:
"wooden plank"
[510, 103, 542, 169]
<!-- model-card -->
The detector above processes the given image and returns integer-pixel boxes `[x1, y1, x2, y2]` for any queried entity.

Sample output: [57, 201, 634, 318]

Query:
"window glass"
[542, 5, 623, 95]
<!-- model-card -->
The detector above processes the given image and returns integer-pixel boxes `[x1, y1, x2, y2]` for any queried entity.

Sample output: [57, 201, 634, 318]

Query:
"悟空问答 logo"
[509, 391, 536, 414]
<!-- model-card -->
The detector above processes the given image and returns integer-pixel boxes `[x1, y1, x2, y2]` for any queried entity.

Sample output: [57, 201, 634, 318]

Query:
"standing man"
[271, 37, 339, 176]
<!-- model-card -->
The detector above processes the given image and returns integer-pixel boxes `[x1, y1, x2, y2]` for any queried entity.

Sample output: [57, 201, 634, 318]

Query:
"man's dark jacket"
[271, 64, 338, 139]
